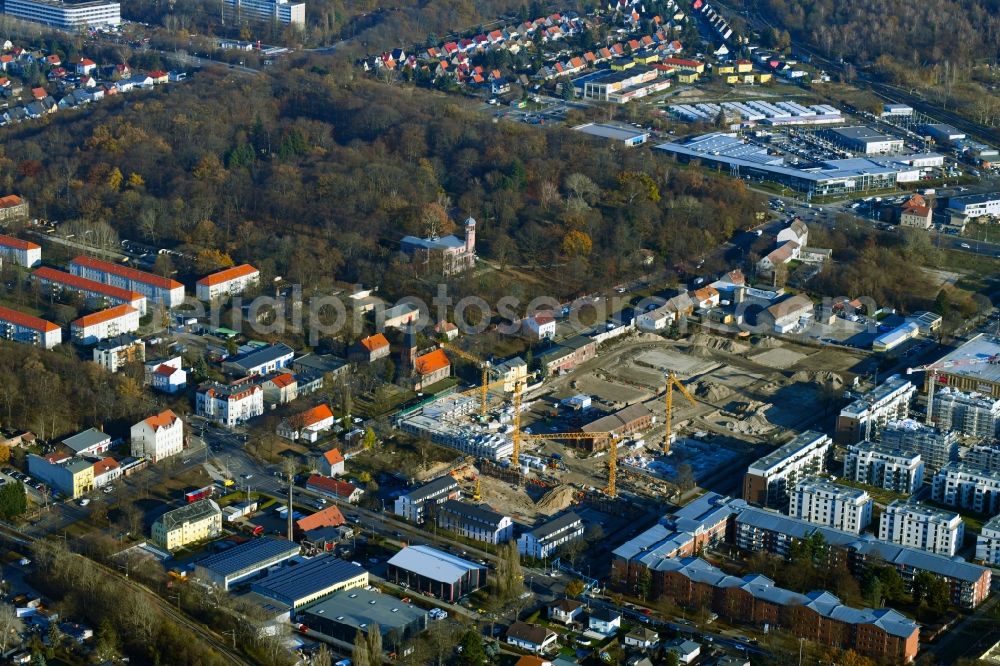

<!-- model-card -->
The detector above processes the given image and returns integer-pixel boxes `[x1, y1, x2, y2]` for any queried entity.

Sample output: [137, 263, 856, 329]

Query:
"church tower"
[464, 217, 476, 256]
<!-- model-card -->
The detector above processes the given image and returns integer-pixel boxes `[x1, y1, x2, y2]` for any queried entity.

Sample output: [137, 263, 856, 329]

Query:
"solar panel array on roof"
[251, 555, 366, 607]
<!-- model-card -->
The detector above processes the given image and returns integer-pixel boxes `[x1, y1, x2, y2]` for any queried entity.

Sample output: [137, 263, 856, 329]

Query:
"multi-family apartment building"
[878, 501, 965, 557]
[70, 304, 140, 344]
[92, 334, 145, 372]
[742, 431, 831, 508]
[195, 264, 260, 301]
[0, 195, 29, 222]
[964, 443, 1000, 472]
[393, 476, 461, 523]
[881, 419, 959, 472]
[0, 305, 61, 349]
[734, 507, 991, 608]
[932, 387, 1000, 439]
[648, 556, 919, 663]
[222, 0, 304, 26]
[975, 514, 1000, 566]
[196, 378, 264, 427]
[931, 461, 1000, 514]
[130, 409, 184, 463]
[835, 375, 914, 445]
[436, 499, 513, 544]
[3, 0, 121, 28]
[33, 267, 147, 316]
[789, 478, 872, 534]
[26, 454, 94, 499]
[518, 512, 585, 559]
[0, 234, 40, 267]
[843, 440, 925, 494]
[69, 255, 184, 307]
[152, 499, 222, 551]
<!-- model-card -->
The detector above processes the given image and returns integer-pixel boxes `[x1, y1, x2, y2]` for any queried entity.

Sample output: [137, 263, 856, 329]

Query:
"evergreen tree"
[458, 629, 487, 666]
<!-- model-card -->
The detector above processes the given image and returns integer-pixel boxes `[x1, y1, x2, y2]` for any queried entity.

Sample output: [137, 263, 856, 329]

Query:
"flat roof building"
[882, 419, 958, 472]
[931, 461, 1000, 515]
[975, 514, 1000, 566]
[393, 475, 460, 524]
[573, 123, 649, 147]
[194, 537, 299, 590]
[946, 193, 1000, 220]
[789, 478, 872, 534]
[518, 512, 585, 559]
[879, 501, 964, 557]
[743, 431, 830, 508]
[825, 126, 905, 155]
[251, 556, 367, 608]
[932, 387, 1000, 439]
[3, 0, 121, 28]
[835, 375, 914, 445]
[926, 335, 1000, 399]
[297, 589, 427, 648]
[152, 499, 222, 551]
[386, 545, 487, 602]
[844, 441, 924, 495]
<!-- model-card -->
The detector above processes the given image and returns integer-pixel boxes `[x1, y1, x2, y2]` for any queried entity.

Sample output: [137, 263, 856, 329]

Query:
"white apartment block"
[196, 379, 264, 427]
[70, 255, 185, 308]
[844, 441, 924, 495]
[436, 499, 513, 544]
[835, 375, 914, 445]
[223, 0, 304, 26]
[3, 0, 121, 28]
[70, 304, 140, 344]
[518, 512, 585, 559]
[964, 443, 1000, 472]
[195, 264, 260, 301]
[879, 501, 965, 557]
[130, 409, 184, 463]
[93, 334, 145, 373]
[932, 461, 1000, 514]
[789, 477, 873, 534]
[932, 387, 1000, 439]
[975, 514, 1000, 566]
[0, 305, 61, 349]
[34, 267, 147, 316]
[0, 234, 40, 267]
[393, 476, 460, 523]
[881, 419, 959, 471]
[742, 430, 831, 508]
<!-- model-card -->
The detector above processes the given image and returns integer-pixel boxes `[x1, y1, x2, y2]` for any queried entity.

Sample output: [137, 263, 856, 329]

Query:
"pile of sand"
[689, 334, 750, 355]
[753, 337, 783, 348]
[789, 370, 844, 389]
[694, 380, 732, 402]
[534, 485, 577, 515]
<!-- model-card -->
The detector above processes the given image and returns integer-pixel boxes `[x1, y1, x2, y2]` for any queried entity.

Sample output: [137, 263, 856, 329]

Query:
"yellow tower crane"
[439, 342, 497, 417]
[664, 371, 696, 453]
[520, 430, 618, 497]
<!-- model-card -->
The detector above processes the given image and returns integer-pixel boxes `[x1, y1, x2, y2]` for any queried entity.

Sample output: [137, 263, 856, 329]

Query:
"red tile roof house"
[413, 348, 451, 390]
[294, 504, 346, 539]
[319, 447, 345, 477]
[352, 333, 390, 363]
[306, 475, 363, 503]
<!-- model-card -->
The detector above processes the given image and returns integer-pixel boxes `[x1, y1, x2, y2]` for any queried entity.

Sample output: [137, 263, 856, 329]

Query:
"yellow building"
[757, 73, 773, 83]
[611, 59, 636, 71]
[26, 454, 94, 499]
[152, 499, 223, 551]
[725, 75, 739, 84]
[716, 65, 736, 75]
[736, 60, 753, 73]
[633, 53, 660, 65]
[678, 72, 700, 84]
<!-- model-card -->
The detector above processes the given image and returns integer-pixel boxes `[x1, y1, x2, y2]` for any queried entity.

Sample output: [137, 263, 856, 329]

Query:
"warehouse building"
[386, 545, 487, 602]
[573, 123, 649, 147]
[835, 375, 914, 445]
[742, 431, 830, 508]
[825, 126, 905, 155]
[251, 556, 367, 609]
[843, 441, 924, 495]
[947, 193, 1000, 221]
[297, 589, 427, 648]
[194, 537, 300, 590]
[872, 322, 919, 353]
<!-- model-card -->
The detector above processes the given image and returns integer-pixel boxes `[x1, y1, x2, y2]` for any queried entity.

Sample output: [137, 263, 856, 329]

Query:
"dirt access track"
[538, 331, 867, 443]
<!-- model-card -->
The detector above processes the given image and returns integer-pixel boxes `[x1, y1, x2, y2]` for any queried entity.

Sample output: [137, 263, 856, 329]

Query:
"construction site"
[396, 331, 868, 510]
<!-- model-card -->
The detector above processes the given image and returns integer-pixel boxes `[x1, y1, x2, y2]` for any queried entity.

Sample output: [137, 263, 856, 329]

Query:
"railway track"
[0, 522, 252, 666]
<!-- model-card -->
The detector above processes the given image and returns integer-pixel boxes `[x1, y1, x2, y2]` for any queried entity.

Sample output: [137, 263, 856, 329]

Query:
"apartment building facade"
[878, 501, 965, 557]
[0, 234, 40, 267]
[196, 379, 264, 427]
[881, 420, 959, 471]
[843, 441, 924, 494]
[436, 499, 513, 544]
[975, 514, 1000, 566]
[0, 305, 61, 349]
[835, 375, 914, 445]
[70, 255, 185, 307]
[33, 267, 147, 316]
[195, 264, 260, 301]
[931, 461, 1000, 514]
[393, 476, 461, 523]
[789, 478, 873, 534]
[70, 304, 140, 344]
[742, 431, 831, 508]
[932, 387, 1000, 439]
[130, 409, 184, 463]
